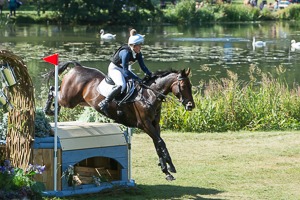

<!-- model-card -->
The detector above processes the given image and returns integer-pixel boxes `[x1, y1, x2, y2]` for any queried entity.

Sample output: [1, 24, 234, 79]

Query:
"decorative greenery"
[0, 113, 7, 142]
[78, 107, 113, 123]
[0, 160, 45, 200]
[35, 108, 53, 137]
[0, 108, 53, 142]
[62, 165, 76, 187]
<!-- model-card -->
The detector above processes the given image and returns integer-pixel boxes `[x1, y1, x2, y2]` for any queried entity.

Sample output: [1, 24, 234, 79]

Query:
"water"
[1, 21, 300, 97]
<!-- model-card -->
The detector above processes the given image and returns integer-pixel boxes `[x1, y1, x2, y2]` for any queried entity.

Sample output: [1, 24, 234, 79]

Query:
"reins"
[139, 82, 168, 101]
[139, 75, 187, 105]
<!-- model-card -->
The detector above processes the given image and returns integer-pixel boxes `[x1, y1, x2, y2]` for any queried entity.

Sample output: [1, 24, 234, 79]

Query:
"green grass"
[46, 131, 300, 200]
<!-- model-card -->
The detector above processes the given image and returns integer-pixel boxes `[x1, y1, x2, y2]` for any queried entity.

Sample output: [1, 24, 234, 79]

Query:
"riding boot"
[98, 85, 122, 115]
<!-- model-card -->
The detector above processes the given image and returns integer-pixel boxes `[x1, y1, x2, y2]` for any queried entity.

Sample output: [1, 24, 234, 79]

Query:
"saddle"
[97, 76, 137, 105]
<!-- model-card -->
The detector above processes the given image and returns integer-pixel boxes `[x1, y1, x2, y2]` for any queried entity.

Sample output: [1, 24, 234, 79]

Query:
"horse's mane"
[151, 69, 179, 79]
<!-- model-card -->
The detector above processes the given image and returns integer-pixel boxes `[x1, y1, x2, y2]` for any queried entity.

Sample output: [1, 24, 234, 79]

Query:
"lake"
[1, 21, 300, 104]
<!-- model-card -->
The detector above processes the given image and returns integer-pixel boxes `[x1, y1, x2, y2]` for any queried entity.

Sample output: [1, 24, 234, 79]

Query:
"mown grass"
[44, 131, 300, 200]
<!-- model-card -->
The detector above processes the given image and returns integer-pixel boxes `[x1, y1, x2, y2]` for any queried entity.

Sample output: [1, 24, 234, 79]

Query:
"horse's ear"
[186, 68, 191, 76]
[180, 69, 185, 77]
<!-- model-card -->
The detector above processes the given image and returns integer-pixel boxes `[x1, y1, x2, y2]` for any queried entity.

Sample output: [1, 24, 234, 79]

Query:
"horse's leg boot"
[98, 85, 122, 115]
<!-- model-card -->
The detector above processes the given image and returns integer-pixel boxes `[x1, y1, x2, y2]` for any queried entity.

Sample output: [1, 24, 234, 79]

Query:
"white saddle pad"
[97, 79, 114, 97]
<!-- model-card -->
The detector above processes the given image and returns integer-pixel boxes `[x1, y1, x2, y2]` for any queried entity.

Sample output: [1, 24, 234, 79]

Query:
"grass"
[48, 131, 300, 200]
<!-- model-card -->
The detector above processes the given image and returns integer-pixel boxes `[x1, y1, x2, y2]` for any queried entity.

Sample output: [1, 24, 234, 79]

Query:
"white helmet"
[128, 34, 144, 45]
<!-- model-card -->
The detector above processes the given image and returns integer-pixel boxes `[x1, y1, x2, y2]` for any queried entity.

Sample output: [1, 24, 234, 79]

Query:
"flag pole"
[42, 53, 59, 191]
[53, 63, 58, 191]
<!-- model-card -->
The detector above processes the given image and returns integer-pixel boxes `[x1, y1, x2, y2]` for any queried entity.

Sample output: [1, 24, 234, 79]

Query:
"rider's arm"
[137, 53, 152, 76]
[120, 50, 140, 80]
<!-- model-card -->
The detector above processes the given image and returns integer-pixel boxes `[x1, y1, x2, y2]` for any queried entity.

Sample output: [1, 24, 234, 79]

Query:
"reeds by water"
[161, 65, 300, 132]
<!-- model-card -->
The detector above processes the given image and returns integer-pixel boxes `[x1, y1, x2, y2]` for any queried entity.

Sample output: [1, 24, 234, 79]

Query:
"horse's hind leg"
[43, 86, 61, 116]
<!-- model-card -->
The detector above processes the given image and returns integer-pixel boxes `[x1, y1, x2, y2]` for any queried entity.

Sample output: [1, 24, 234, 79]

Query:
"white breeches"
[108, 62, 126, 93]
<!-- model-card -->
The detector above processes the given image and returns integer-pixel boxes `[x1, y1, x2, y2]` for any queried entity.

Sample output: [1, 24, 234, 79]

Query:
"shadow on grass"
[65, 184, 225, 200]
[137, 184, 224, 200]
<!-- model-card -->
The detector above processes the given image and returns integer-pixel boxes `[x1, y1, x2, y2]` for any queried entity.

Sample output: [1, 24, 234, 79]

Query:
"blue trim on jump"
[33, 137, 62, 149]
[42, 180, 135, 197]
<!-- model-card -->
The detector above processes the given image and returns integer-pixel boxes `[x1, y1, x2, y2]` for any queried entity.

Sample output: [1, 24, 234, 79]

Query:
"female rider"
[98, 29, 152, 115]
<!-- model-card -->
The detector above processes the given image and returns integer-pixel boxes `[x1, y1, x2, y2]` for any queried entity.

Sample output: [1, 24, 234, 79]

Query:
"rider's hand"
[143, 73, 152, 84]
[136, 78, 143, 84]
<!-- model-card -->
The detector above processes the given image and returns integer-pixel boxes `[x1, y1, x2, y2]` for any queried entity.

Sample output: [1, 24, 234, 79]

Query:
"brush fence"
[33, 122, 133, 197]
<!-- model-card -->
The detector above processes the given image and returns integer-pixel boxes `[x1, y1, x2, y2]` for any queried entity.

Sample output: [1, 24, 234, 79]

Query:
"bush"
[35, 108, 53, 137]
[160, 66, 300, 132]
[279, 4, 300, 20]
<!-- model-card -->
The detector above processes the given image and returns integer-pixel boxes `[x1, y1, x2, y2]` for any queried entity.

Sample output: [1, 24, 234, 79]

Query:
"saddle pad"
[97, 79, 114, 97]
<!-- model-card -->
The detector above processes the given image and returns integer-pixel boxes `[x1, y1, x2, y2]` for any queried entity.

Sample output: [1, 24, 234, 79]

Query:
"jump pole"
[128, 65, 133, 181]
[43, 53, 59, 191]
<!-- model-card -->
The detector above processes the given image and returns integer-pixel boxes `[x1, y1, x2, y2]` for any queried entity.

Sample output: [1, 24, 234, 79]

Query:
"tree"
[38, 0, 155, 24]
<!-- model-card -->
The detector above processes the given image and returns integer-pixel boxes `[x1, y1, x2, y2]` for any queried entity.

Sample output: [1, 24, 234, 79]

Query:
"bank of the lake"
[0, 0, 300, 25]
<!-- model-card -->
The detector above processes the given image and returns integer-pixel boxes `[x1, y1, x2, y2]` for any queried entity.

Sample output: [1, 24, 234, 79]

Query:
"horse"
[44, 61, 195, 181]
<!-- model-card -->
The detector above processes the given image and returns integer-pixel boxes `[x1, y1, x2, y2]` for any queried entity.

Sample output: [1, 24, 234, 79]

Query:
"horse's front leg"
[143, 122, 176, 181]
[156, 139, 176, 181]
[152, 111, 177, 175]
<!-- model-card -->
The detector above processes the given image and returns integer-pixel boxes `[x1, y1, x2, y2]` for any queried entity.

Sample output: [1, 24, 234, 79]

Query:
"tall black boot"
[98, 85, 122, 115]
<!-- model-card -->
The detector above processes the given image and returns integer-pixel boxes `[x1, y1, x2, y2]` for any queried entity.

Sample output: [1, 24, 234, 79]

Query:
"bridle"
[139, 73, 191, 105]
[170, 75, 190, 105]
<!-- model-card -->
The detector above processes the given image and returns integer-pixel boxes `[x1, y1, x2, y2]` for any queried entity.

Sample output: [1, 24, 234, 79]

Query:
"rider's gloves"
[136, 78, 143, 84]
[143, 73, 152, 84]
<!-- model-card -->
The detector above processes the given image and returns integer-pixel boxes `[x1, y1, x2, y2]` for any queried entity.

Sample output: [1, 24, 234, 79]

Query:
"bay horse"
[44, 61, 195, 181]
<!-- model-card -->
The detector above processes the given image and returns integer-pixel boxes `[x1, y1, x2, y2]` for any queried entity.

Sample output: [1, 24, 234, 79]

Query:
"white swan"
[291, 40, 300, 49]
[99, 29, 116, 40]
[252, 37, 266, 47]
[130, 29, 145, 38]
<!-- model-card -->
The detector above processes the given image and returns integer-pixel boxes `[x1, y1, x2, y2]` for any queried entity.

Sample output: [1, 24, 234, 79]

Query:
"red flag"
[43, 53, 59, 65]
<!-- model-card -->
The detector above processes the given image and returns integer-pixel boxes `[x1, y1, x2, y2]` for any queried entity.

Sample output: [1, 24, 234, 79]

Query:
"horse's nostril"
[186, 101, 194, 108]
[185, 105, 193, 111]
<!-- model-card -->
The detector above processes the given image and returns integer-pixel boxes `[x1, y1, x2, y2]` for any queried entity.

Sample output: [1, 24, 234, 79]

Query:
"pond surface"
[1, 21, 300, 100]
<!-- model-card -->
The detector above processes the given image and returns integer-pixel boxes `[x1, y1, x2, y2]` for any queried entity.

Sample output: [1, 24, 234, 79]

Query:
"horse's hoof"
[168, 166, 177, 173]
[165, 174, 176, 181]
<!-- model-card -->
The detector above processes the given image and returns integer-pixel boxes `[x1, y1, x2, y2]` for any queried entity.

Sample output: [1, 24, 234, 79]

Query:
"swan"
[291, 40, 300, 49]
[99, 29, 116, 40]
[130, 29, 145, 38]
[252, 37, 266, 47]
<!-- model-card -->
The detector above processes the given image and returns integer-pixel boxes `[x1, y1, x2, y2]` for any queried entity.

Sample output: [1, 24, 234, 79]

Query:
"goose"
[252, 37, 266, 47]
[99, 29, 116, 40]
[291, 40, 300, 49]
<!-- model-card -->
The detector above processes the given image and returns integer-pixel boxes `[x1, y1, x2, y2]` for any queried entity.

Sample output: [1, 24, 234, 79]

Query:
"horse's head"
[171, 68, 195, 111]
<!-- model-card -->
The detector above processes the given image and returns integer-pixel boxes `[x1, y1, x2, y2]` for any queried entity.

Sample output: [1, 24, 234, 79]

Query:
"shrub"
[160, 66, 300, 132]
[35, 108, 53, 137]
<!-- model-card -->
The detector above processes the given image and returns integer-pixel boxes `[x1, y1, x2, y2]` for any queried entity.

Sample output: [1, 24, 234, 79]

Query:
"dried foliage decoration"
[0, 50, 35, 170]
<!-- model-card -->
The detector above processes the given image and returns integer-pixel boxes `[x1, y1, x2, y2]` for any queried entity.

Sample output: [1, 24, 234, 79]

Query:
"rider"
[98, 29, 152, 115]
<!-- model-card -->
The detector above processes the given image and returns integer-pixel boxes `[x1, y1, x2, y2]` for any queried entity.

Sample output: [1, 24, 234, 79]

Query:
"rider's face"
[133, 44, 141, 53]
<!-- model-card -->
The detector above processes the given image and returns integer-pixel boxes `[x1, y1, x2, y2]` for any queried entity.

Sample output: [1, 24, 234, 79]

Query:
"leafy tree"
[37, 0, 155, 24]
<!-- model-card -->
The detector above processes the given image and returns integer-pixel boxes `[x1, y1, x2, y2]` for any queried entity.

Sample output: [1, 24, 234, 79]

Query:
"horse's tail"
[43, 61, 82, 83]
